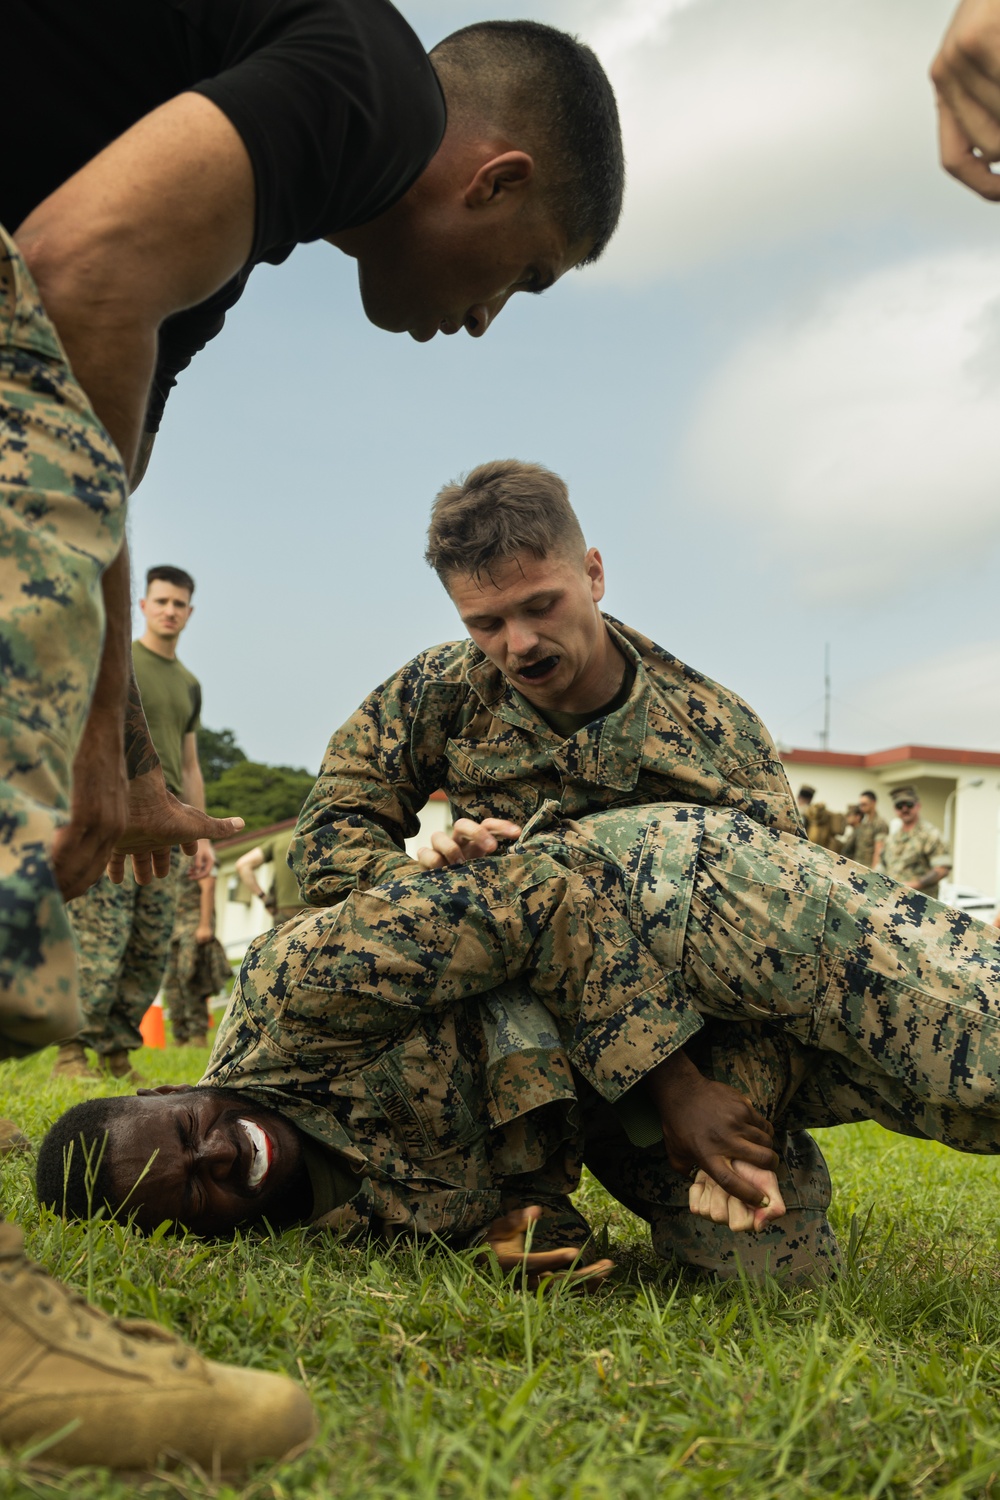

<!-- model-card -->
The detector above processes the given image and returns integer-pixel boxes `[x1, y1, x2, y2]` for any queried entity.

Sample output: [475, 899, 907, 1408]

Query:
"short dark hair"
[145, 565, 195, 597]
[426, 459, 585, 585]
[36, 1098, 138, 1222]
[859, 789, 877, 801]
[798, 786, 816, 804]
[430, 21, 624, 263]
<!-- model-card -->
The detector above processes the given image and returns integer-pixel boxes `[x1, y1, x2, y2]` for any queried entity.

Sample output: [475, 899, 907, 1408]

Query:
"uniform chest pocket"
[443, 739, 546, 823]
[362, 1033, 483, 1160]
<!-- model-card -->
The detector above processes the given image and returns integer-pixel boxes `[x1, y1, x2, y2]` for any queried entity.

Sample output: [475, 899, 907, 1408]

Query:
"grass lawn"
[2, 1043, 1000, 1500]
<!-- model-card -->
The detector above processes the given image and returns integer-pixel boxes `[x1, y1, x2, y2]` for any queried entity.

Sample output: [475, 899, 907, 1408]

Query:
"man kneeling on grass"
[37, 800, 1000, 1286]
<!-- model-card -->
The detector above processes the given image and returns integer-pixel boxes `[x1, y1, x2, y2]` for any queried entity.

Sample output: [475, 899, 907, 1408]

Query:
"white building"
[780, 743, 1000, 910]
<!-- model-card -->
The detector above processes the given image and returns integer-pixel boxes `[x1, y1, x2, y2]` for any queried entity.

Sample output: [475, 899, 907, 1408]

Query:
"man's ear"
[464, 150, 535, 207]
[585, 547, 606, 604]
[135, 1083, 195, 1097]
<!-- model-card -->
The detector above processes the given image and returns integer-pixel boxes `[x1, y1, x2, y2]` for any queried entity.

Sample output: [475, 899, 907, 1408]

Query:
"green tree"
[204, 760, 314, 829]
[197, 725, 247, 784]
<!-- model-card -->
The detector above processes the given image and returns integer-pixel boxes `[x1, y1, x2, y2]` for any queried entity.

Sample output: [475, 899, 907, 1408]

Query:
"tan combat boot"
[0, 1120, 29, 1156]
[102, 1050, 144, 1084]
[187, 1032, 209, 1049]
[0, 1222, 316, 1471]
[51, 1042, 100, 1081]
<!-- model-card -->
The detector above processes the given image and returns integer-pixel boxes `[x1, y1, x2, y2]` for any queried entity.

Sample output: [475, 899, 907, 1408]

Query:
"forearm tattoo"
[124, 673, 161, 780]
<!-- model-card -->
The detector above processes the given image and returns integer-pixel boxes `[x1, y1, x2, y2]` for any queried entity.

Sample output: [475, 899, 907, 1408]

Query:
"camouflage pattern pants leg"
[0, 226, 127, 1058]
[163, 862, 204, 1043]
[682, 814, 1000, 1153]
[70, 850, 182, 1055]
[581, 1022, 841, 1284]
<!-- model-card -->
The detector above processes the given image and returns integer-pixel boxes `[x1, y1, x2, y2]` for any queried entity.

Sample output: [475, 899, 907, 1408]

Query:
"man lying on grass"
[37, 800, 1000, 1286]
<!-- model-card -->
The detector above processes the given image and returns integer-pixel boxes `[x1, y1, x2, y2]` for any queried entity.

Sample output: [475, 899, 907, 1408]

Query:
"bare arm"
[181, 732, 214, 879]
[17, 92, 253, 893]
[196, 874, 217, 943]
[15, 91, 255, 474]
[235, 847, 267, 899]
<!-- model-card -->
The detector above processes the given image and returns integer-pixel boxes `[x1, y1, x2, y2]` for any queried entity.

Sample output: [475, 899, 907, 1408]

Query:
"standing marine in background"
[878, 786, 952, 898]
[54, 567, 211, 1082]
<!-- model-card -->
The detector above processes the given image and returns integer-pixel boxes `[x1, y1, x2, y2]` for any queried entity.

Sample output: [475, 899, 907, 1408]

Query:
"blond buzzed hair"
[425, 460, 586, 585]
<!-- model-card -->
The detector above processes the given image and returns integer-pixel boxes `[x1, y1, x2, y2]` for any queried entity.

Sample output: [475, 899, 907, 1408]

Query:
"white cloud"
[561, 0, 964, 280]
[847, 641, 1000, 750]
[680, 249, 1000, 596]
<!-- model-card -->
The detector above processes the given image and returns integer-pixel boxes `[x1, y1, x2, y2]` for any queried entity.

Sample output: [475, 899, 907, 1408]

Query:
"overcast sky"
[132, 0, 1000, 770]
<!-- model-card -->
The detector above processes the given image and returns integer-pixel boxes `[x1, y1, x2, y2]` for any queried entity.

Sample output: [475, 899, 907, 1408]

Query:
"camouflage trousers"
[163, 873, 229, 1042]
[69, 850, 182, 1055]
[566, 804, 1000, 1156]
[0, 226, 127, 1058]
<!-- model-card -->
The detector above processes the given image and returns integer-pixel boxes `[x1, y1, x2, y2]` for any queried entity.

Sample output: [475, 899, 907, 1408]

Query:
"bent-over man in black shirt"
[8, 4, 623, 897]
[0, 2, 624, 1474]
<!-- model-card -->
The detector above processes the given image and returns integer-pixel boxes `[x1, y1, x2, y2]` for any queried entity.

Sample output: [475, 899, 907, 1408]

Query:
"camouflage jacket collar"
[462, 616, 651, 793]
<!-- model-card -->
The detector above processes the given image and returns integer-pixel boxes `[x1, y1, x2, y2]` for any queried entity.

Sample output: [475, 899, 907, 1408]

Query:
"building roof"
[781, 744, 1000, 770]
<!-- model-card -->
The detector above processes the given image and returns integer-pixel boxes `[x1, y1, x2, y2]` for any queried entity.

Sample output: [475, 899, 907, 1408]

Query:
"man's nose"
[507, 622, 538, 656]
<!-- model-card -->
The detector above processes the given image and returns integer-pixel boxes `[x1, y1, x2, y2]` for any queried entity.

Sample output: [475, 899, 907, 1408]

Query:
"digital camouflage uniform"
[290, 617, 804, 907]
[849, 812, 889, 869]
[206, 802, 1000, 1281]
[70, 853, 183, 1057]
[0, 228, 127, 1058]
[163, 872, 230, 1044]
[879, 819, 952, 899]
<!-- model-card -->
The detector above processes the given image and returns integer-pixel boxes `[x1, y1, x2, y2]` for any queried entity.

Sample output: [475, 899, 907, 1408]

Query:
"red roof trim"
[782, 744, 1000, 769]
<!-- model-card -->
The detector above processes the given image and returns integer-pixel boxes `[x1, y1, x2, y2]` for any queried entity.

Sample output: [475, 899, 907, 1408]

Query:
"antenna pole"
[820, 643, 831, 751]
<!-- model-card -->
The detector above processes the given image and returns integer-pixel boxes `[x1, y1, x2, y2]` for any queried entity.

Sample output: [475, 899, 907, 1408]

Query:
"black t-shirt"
[4, 0, 445, 430]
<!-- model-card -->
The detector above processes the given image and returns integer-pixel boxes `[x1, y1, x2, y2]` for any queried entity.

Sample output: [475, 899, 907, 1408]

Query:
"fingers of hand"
[106, 852, 126, 884]
[130, 852, 154, 886]
[415, 846, 446, 870]
[707, 1155, 770, 1208]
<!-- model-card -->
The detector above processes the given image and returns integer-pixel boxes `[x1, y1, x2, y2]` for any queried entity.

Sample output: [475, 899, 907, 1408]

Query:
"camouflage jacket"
[203, 812, 696, 1240]
[290, 615, 801, 906]
[841, 813, 888, 869]
[878, 820, 951, 896]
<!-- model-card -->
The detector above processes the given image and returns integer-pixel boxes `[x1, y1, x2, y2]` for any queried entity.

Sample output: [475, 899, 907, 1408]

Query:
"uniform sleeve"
[290, 654, 447, 906]
[927, 830, 952, 869]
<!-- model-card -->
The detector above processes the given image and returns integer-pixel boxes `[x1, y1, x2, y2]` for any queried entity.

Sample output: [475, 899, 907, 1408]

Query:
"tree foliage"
[204, 759, 315, 829]
[197, 725, 247, 785]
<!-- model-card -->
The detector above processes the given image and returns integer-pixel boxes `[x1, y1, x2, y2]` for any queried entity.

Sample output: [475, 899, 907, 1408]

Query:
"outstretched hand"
[688, 1163, 786, 1233]
[107, 768, 243, 885]
[416, 817, 522, 870]
[932, 0, 1000, 199]
[479, 1206, 614, 1292]
[647, 1049, 778, 1210]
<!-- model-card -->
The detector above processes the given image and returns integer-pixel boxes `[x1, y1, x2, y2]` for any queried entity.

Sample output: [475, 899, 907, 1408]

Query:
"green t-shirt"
[535, 661, 636, 741]
[133, 640, 202, 795]
[260, 827, 307, 912]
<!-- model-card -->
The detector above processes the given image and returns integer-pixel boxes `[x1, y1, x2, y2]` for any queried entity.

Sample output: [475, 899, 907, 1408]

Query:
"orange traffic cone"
[139, 1000, 166, 1049]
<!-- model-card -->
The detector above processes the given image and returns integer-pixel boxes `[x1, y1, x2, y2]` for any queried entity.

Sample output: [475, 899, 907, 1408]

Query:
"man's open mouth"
[516, 655, 559, 682]
[238, 1118, 272, 1189]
